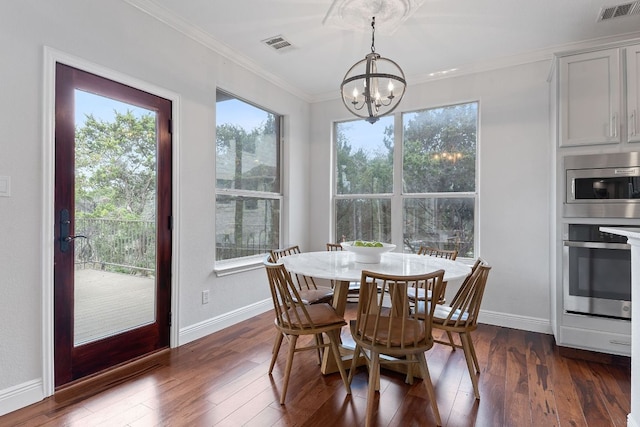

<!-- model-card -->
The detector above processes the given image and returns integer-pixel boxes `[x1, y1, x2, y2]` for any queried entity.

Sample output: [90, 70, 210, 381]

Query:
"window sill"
[214, 254, 266, 277]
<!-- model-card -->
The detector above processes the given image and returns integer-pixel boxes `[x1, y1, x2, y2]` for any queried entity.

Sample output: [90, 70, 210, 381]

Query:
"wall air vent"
[597, 1, 640, 21]
[262, 35, 294, 53]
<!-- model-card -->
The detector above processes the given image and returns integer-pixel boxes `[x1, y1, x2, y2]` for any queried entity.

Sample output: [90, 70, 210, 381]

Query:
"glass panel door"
[72, 90, 157, 346]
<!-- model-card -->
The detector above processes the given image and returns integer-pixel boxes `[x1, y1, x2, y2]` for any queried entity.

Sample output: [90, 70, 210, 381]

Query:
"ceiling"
[124, 0, 640, 101]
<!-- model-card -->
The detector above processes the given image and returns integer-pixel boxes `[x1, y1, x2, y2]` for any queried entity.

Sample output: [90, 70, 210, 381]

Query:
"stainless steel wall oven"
[563, 224, 632, 319]
[562, 152, 639, 320]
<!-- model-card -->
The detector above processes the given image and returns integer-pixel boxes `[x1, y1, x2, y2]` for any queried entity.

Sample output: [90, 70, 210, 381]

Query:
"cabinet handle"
[631, 110, 637, 137]
[611, 114, 618, 138]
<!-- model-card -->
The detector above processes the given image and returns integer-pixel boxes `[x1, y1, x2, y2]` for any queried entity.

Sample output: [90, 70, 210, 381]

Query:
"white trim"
[41, 46, 57, 400]
[41, 46, 181, 398]
[629, 413, 639, 427]
[178, 299, 272, 346]
[0, 380, 44, 417]
[214, 256, 264, 277]
[478, 309, 553, 335]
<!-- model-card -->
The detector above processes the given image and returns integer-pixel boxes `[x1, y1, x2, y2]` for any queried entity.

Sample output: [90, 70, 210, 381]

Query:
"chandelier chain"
[370, 17, 376, 53]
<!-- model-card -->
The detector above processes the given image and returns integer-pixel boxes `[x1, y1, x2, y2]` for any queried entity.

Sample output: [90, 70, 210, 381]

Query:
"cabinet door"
[627, 44, 640, 143]
[559, 49, 621, 146]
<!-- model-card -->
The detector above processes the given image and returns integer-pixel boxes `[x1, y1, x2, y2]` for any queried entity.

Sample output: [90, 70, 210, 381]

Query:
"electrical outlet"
[202, 290, 209, 304]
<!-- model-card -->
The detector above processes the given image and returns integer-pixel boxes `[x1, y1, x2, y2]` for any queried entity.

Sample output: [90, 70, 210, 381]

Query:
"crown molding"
[122, 0, 314, 102]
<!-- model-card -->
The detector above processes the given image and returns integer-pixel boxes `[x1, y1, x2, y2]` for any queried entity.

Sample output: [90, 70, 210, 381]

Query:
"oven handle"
[563, 241, 630, 250]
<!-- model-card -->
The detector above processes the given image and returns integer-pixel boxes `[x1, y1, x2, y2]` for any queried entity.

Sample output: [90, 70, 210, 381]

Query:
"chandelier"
[340, 17, 407, 124]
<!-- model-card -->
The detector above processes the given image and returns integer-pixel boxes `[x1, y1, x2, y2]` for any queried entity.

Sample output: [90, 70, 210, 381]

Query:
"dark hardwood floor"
[1, 304, 630, 426]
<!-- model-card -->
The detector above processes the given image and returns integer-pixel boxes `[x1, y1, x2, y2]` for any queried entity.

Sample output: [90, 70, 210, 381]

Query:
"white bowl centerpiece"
[341, 240, 396, 263]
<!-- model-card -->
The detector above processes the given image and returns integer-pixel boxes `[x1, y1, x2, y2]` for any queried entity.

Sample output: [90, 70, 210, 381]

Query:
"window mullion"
[391, 112, 404, 249]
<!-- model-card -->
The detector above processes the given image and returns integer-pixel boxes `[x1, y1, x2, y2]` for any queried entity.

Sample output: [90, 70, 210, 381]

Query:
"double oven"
[562, 152, 640, 320]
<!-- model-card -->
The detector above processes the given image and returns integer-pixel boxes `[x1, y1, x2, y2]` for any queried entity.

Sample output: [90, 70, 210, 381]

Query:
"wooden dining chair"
[417, 246, 459, 260]
[270, 245, 333, 304]
[264, 258, 351, 404]
[429, 259, 491, 399]
[269, 246, 333, 367]
[348, 269, 445, 427]
[326, 242, 361, 302]
[408, 246, 459, 307]
[325, 242, 343, 251]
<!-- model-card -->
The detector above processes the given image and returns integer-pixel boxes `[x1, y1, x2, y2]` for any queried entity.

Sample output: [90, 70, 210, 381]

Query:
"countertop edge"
[601, 226, 640, 240]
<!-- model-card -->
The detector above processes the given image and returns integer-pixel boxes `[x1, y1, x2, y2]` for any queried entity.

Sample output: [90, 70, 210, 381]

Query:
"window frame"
[214, 89, 283, 273]
[333, 101, 479, 259]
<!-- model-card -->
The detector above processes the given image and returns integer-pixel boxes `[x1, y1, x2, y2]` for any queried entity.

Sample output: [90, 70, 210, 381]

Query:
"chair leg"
[460, 332, 480, 399]
[365, 351, 380, 427]
[417, 353, 442, 426]
[269, 331, 284, 374]
[464, 332, 480, 373]
[446, 331, 456, 349]
[405, 354, 415, 385]
[348, 344, 362, 385]
[280, 335, 298, 405]
[327, 330, 351, 395]
[314, 334, 324, 364]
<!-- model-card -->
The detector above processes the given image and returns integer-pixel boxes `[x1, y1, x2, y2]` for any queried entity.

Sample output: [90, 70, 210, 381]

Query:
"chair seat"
[283, 303, 346, 328]
[353, 316, 426, 347]
[295, 288, 333, 305]
[407, 287, 433, 301]
[432, 304, 470, 325]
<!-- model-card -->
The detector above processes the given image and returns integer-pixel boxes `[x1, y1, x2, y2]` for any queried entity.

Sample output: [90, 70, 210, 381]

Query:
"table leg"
[321, 280, 352, 375]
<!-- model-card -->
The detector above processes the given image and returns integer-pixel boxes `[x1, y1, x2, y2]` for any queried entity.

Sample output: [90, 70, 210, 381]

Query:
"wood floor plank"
[586, 362, 630, 427]
[569, 361, 613, 427]
[536, 333, 587, 427]
[0, 306, 630, 427]
[504, 328, 531, 427]
[526, 331, 559, 426]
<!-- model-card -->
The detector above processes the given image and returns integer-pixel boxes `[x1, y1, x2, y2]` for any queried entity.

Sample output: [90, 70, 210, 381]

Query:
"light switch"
[0, 176, 11, 197]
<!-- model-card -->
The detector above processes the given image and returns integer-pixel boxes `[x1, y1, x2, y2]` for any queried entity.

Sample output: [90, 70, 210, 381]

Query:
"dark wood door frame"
[54, 63, 173, 387]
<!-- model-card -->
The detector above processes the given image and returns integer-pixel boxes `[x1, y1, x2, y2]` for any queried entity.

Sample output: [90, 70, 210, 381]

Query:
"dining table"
[279, 250, 472, 375]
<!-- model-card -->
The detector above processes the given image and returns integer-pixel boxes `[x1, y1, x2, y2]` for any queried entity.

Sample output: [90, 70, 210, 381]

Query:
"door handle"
[64, 235, 87, 242]
[59, 209, 87, 252]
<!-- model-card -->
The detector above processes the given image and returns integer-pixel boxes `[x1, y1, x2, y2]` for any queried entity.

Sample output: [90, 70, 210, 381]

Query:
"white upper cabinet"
[558, 43, 640, 147]
[627, 44, 640, 143]
[559, 48, 621, 147]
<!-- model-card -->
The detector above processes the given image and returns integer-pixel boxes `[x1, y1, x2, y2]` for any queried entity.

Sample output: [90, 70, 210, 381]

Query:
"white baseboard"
[0, 379, 44, 417]
[178, 299, 272, 346]
[629, 413, 639, 427]
[478, 308, 553, 335]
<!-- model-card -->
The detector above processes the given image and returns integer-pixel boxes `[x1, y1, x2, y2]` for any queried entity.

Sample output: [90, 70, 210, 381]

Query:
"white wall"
[0, 0, 563, 417]
[0, 0, 310, 415]
[309, 60, 553, 331]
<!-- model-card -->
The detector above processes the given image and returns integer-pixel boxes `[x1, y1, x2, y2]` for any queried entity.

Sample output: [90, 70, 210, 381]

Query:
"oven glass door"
[566, 243, 631, 301]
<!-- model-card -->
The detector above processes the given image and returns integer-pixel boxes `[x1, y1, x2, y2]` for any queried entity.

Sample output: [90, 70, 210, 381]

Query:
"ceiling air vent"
[598, 1, 640, 21]
[262, 35, 294, 53]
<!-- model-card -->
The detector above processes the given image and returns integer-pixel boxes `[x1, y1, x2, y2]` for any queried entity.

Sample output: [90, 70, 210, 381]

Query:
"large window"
[215, 90, 281, 262]
[335, 102, 478, 258]
[335, 116, 394, 243]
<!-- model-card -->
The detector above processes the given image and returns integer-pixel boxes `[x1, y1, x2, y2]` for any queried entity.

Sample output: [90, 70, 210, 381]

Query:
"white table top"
[279, 251, 471, 283]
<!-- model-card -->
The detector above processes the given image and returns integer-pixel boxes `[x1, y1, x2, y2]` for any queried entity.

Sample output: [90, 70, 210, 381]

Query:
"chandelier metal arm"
[341, 73, 406, 86]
